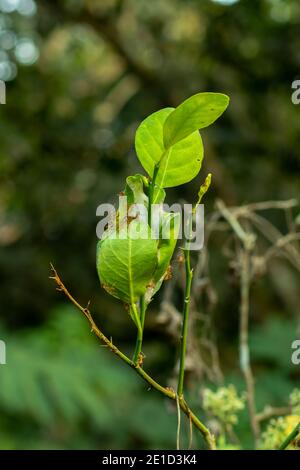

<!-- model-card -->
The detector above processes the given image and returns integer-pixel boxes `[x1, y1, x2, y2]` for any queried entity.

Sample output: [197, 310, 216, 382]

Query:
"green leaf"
[96, 221, 158, 305]
[163, 92, 229, 148]
[146, 212, 180, 303]
[124, 173, 166, 205]
[153, 186, 166, 204]
[124, 174, 148, 207]
[154, 212, 180, 283]
[135, 108, 203, 190]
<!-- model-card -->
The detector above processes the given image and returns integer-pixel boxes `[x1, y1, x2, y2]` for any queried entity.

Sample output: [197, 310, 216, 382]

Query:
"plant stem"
[177, 246, 193, 397]
[139, 294, 146, 330]
[132, 296, 146, 364]
[279, 421, 300, 450]
[130, 302, 143, 364]
[148, 164, 159, 227]
[50, 264, 216, 450]
[177, 175, 211, 398]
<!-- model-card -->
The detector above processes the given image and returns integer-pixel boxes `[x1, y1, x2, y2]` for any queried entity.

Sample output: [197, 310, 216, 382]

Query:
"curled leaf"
[97, 221, 158, 305]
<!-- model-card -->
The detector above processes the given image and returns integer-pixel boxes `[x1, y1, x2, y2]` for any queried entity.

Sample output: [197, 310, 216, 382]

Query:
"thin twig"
[264, 233, 300, 264]
[233, 199, 298, 214]
[245, 212, 300, 271]
[216, 199, 256, 250]
[256, 406, 292, 423]
[49, 264, 216, 450]
[216, 200, 260, 446]
[239, 249, 260, 445]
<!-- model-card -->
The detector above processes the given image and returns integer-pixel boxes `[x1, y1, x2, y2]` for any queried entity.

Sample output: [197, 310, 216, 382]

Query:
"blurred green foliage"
[0, 0, 300, 449]
[0, 305, 182, 449]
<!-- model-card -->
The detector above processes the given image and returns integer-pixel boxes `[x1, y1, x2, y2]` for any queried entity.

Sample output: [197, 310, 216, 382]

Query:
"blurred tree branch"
[216, 200, 260, 445]
[257, 406, 292, 423]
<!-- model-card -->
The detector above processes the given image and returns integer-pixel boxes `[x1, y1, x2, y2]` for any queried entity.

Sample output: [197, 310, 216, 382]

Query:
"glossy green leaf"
[163, 92, 229, 148]
[135, 108, 173, 176]
[135, 108, 203, 190]
[96, 221, 158, 305]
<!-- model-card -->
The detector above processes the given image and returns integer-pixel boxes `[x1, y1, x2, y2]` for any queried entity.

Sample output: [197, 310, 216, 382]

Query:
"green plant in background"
[52, 92, 229, 450]
[0, 306, 179, 450]
[202, 385, 245, 450]
[260, 390, 300, 450]
[203, 385, 245, 426]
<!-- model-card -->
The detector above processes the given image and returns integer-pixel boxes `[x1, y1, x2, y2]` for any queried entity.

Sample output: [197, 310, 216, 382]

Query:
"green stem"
[177, 245, 193, 397]
[140, 295, 146, 330]
[148, 164, 159, 227]
[132, 296, 146, 364]
[177, 174, 211, 397]
[278, 421, 300, 450]
[131, 302, 143, 364]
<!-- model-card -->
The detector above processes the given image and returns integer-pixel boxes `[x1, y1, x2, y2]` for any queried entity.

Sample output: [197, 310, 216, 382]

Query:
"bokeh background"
[0, 0, 299, 450]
